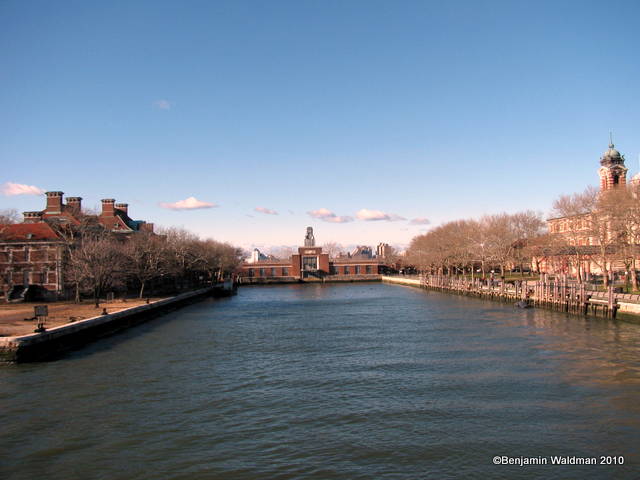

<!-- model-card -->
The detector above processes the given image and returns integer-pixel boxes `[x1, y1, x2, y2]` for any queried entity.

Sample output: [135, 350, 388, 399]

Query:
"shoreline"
[0, 285, 233, 363]
[382, 275, 640, 324]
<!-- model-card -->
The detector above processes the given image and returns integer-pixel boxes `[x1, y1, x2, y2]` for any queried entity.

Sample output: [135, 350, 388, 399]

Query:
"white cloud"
[1, 182, 45, 196]
[356, 208, 405, 222]
[409, 217, 430, 225]
[255, 206, 278, 215]
[159, 196, 217, 210]
[153, 99, 172, 110]
[307, 208, 353, 223]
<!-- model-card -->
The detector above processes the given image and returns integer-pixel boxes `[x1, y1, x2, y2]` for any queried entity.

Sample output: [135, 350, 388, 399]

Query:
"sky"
[1, 0, 639, 252]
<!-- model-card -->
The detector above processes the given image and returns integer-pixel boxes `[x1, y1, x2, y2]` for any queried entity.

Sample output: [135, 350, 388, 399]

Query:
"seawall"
[0, 286, 227, 363]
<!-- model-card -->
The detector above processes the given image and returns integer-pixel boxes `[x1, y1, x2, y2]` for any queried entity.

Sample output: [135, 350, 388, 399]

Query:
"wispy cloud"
[153, 99, 172, 110]
[255, 206, 278, 215]
[307, 208, 354, 223]
[159, 196, 217, 210]
[356, 208, 405, 222]
[1, 182, 45, 196]
[409, 217, 430, 225]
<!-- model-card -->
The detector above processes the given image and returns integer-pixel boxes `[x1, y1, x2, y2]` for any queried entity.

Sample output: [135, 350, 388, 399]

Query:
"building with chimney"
[0, 190, 154, 300]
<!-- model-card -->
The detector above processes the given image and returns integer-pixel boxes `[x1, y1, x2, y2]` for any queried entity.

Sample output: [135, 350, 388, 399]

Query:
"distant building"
[376, 243, 391, 258]
[238, 227, 392, 282]
[350, 246, 373, 259]
[247, 248, 269, 264]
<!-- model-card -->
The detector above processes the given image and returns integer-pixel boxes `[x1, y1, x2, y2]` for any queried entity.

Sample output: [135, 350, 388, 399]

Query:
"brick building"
[539, 140, 639, 277]
[239, 227, 390, 283]
[0, 191, 153, 300]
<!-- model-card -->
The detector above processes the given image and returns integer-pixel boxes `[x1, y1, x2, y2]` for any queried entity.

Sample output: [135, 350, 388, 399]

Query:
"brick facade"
[0, 190, 155, 300]
[239, 227, 387, 282]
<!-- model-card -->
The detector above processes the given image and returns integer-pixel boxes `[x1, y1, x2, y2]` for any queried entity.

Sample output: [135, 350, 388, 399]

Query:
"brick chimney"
[140, 222, 154, 233]
[66, 197, 83, 215]
[23, 211, 43, 223]
[101, 198, 116, 217]
[45, 191, 64, 214]
[115, 203, 129, 216]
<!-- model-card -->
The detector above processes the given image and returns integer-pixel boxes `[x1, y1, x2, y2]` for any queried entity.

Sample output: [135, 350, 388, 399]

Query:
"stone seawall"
[0, 287, 222, 363]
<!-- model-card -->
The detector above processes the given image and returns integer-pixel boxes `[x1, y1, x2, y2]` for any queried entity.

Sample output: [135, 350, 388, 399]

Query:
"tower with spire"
[598, 134, 628, 191]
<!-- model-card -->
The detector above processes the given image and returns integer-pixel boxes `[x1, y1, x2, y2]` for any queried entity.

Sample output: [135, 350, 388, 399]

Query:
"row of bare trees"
[405, 183, 640, 289]
[51, 217, 243, 302]
[404, 211, 546, 280]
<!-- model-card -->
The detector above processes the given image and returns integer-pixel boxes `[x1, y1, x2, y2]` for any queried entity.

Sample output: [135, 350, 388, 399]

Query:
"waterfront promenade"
[0, 298, 166, 337]
[0, 285, 232, 362]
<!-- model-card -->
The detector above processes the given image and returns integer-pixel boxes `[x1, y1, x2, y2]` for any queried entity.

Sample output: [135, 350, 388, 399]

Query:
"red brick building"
[0, 223, 65, 300]
[239, 227, 389, 283]
[1, 191, 153, 300]
[539, 140, 638, 277]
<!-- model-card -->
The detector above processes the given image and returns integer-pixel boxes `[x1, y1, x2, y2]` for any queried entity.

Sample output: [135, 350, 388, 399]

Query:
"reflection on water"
[1, 283, 640, 480]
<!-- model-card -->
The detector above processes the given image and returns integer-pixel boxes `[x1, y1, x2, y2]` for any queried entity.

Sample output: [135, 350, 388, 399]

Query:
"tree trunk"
[139, 280, 145, 299]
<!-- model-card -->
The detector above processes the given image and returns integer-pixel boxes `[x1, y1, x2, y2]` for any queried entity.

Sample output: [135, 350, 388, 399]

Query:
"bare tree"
[0, 209, 19, 224]
[322, 242, 345, 258]
[550, 187, 598, 282]
[70, 235, 127, 306]
[124, 232, 169, 298]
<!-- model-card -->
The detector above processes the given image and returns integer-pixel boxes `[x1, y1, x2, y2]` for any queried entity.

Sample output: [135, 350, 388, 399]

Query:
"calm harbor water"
[1, 283, 640, 479]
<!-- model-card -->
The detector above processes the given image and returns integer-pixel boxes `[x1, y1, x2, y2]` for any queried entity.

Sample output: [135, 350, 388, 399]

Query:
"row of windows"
[332, 265, 374, 274]
[247, 267, 290, 277]
[245, 265, 376, 277]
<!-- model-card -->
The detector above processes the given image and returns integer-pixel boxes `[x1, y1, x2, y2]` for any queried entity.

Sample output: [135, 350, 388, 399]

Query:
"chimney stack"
[140, 222, 154, 233]
[115, 203, 129, 216]
[23, 211, 43, 223]
[66, 197, 83, 215]
[45, 191, 64, 214]
[101, 198, 116, 217]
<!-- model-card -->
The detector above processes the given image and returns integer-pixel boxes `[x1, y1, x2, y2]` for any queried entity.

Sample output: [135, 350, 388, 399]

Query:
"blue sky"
[2, 0, 639, 251]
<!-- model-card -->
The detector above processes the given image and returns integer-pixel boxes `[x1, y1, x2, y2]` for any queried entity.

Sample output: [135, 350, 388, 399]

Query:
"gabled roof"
[0, 223, 61, 242]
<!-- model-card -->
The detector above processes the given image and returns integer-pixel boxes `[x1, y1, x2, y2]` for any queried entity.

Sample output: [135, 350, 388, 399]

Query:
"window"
[282, 267, 289, 276]
[271, 267, 277, 276]
[331, 265, 338, 274]
[302, 256, 318, 271]
[248, 268, 254, 277]
[344, 266, 350, 274]
[259, 268, 265, 277]
[355, 265, 361, 274]
[366, 265, 373, 274]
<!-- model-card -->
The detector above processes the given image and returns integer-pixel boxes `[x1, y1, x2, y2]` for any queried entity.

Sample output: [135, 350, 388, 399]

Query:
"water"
[1, 283, 640, 479]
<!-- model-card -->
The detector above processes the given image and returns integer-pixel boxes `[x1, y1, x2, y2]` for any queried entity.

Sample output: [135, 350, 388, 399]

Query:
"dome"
[603, 143, 621, 158]
[600, 142, 625, 166]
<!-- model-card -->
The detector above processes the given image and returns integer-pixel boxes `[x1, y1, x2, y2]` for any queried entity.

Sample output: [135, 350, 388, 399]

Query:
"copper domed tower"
[598, 134, 627, 191]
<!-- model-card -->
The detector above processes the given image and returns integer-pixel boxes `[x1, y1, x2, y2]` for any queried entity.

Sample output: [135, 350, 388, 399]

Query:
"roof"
[0, 223, 62, 242]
